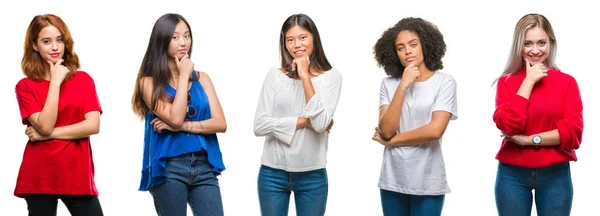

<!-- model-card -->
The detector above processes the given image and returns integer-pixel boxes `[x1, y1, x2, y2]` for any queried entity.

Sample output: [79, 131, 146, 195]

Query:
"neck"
[415, 64, 434, 82]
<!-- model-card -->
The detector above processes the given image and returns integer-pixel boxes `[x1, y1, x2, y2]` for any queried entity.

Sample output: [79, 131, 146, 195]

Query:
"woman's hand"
[372, 127, 389, 146]
[151, 117, 180, 133]
[25, 126, 50, 141]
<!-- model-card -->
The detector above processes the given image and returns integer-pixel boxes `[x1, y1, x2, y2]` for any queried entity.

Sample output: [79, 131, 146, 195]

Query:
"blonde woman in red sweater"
[493, 13, 583, 216]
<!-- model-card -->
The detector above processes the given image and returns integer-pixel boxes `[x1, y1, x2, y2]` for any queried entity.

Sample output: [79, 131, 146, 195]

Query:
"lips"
[405, 56, 415, 62]
[294, 50, 305, 56]
[178, 49, 187, 54]
[50, 53, 60, 58]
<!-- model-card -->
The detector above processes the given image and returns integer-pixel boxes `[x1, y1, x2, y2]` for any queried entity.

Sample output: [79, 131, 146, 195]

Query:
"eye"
[397, 47, 404, 51]
[57, 37, 63, 42]
[301, 36, 306, 40]
[524, 42, 531, 47]
[172, 36, 179, 40]
[42, 39, 50, 44]
[184, 34, 190, 39]
[410, 43, 417, 48]
[539, 41, 547, 46]
[287, 38, 293, 43]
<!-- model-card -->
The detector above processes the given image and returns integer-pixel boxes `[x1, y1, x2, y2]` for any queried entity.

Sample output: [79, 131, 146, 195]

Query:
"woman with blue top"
[131, 13, 227, 216]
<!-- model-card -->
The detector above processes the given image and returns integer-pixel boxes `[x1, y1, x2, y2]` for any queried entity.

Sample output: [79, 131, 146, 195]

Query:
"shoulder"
[264, 67, 286, 82]
[139, 76, 155, 90]
[435, 71, 456, 83]
[381, 76, 399, 86]
[15, 77, 34, 92]
[71, 71, 96, 84]
[550, 69, 576, 83]
[73, 71, 92, 79]
[197, 71, 214, 85]
[324, 68, 342, 80]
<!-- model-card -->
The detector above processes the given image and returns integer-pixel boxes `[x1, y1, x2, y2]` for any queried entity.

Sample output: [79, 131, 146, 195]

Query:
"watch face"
[533, 135, 542, 144]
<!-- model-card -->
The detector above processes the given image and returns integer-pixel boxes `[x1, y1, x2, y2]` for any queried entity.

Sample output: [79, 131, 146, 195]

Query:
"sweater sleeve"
[557, 78, 584, 150]
[300, 70, 343, 132]
[253, 69, 298, 145]
[493, 76, 529, 135]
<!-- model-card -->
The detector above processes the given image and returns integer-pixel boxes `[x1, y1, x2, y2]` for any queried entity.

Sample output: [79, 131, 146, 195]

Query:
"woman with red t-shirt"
[493, 13, 584, 216]
[14, 14, 104, 216]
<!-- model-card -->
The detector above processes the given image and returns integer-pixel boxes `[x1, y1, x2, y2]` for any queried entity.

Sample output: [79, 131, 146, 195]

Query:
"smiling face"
[395, 30, 424, 68]
[168, 20, 192, 59]
[285, 25, 314, 59]
[522, 27, 549, 66]
[33, 25, 65, 64]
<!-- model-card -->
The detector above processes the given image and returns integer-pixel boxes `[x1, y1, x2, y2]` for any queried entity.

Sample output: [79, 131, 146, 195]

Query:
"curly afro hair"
[374, 17, 446, 78]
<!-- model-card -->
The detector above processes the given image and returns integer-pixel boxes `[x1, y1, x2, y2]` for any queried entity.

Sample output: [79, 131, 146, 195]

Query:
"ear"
[32, 43, 38, 52]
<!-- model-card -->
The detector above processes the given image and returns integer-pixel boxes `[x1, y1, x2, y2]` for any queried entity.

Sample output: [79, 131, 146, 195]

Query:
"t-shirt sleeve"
[81, 72, 103, 115]
[15, 80, 42, 125]
[433, 75, 458, 120]
[379, 78, 390, 107]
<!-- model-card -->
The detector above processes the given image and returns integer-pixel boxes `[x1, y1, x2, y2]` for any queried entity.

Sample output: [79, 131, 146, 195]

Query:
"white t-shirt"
[253, 67, 342, 172]
[378, 71, 458, 195]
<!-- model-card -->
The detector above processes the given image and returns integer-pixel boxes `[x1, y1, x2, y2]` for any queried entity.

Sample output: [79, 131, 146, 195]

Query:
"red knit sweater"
[493, 69, 583, 168]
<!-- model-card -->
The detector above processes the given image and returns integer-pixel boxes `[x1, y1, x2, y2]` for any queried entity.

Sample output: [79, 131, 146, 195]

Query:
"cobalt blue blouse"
[139, 72, 225, 191]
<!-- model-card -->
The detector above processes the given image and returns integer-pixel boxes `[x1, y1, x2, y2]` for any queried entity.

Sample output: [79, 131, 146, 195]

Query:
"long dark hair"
[279, 14, 332, 78]
[132, 13, 196, 119]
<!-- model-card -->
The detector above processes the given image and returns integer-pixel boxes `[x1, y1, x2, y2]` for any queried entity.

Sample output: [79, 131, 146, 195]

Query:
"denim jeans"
[495, 162, 573, 216]
[23, 194, 104, 216]
[380, 189, 445, 216]
[149, 151, 224, 216]
[257, 165, 328, 216]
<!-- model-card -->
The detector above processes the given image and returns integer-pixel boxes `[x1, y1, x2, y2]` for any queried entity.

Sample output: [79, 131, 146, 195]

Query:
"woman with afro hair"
[372, 17, 458, 216]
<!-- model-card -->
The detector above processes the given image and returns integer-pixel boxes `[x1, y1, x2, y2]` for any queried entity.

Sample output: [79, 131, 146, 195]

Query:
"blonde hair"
[501, 13, 558, 77]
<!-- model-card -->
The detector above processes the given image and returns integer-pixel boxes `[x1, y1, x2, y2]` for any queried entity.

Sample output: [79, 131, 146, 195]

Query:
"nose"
[179, 38, 186, 47]
[405, 47, 412, 55]
[530, 44, 541, 54]
[51, 41, 58, 51]
[293, 39, 301, 48]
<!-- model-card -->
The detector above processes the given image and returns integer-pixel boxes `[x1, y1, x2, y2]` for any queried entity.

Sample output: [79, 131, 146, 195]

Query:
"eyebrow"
[40, 35, 62, 40]
[396, 39, 418, 46]
[173, 30, 190, 34]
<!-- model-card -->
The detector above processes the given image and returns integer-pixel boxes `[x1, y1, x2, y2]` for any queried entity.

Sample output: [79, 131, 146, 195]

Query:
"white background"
[1, 0, 598, 215]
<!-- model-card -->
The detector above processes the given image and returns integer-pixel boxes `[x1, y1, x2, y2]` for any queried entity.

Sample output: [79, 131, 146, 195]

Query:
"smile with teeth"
[294, 50, 305, 55]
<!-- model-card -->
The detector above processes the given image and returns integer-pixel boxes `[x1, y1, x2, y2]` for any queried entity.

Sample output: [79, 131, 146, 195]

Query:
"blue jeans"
[257, 165, 328, 216]
[495, 162, 573, 216]
[380, 189, 445, 216]
[149, 151, 224, 216]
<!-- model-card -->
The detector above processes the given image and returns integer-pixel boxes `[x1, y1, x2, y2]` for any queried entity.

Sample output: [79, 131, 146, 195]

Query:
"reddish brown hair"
[21, 14, 79, 80]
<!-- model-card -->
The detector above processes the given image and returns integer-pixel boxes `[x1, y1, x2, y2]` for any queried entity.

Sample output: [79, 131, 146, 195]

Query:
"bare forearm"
[169, 75, 191, 126]
[49, 119, 100, 140]
[516, 79, 535, 100]
[301, 78, 316, 103]
[379, 89, 406, 138]
[185, 118, 227, 134]
[36, 83, 61, 135]
[386, 124, 441, 147]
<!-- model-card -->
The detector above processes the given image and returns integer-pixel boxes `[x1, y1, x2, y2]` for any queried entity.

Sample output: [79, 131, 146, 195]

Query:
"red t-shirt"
[493, 69, 583, 168]
[14, 71, 102, 197]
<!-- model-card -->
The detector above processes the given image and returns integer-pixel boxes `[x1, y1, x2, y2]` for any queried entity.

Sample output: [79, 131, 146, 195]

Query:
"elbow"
[217, 118, 227, 133]
[91, 125, 100, 135]
[380, 130, 395, 140]
[171, 119, 185, 130]
[38, 126, 54, 136]
[378, 122, 398, 140]
[431, 130, 444, 140]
